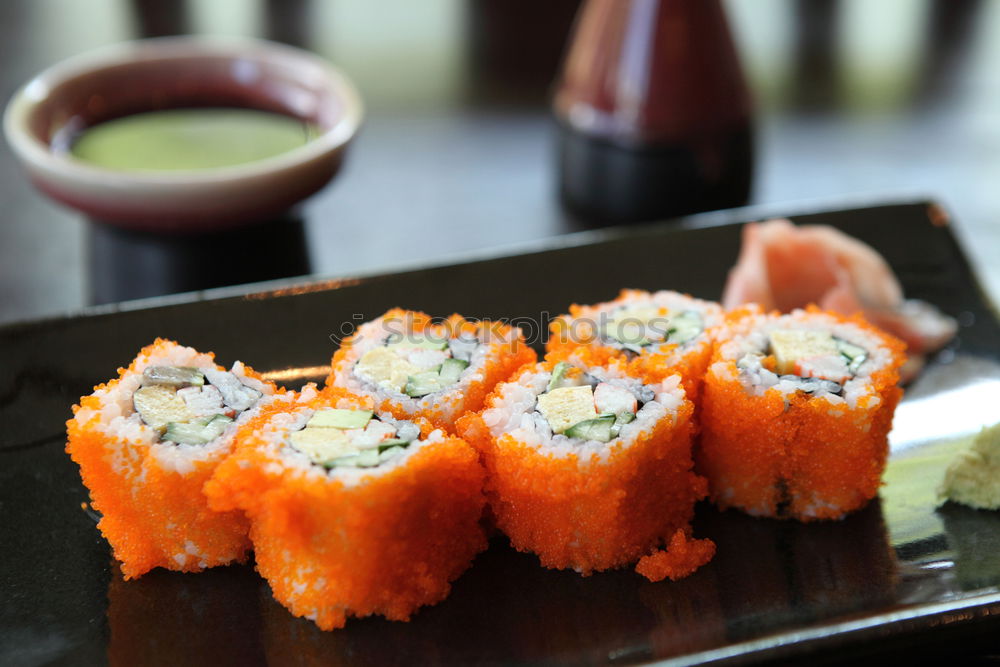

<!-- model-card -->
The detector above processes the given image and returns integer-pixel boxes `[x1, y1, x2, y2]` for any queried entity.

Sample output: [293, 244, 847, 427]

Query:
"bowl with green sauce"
[3, 36, 362, 232]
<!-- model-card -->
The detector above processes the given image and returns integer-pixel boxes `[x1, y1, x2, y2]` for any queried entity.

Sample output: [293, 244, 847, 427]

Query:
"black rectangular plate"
[3, 199, 1000, 666]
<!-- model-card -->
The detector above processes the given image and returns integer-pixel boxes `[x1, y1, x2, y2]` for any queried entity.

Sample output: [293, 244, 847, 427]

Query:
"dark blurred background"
[2, 0, 999, 324]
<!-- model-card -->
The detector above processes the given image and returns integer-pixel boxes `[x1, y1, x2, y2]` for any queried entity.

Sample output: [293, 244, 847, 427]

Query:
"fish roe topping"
[698, 307, 906, 521]
[458, 349, 712, 577]
[205, 386, 487, 630]
[635, 530, 717, 582]
[65, 339, 277, 579]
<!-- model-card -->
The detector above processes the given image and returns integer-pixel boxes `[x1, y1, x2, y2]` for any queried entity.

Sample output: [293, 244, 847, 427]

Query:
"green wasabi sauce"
[69, 108, 320, 171]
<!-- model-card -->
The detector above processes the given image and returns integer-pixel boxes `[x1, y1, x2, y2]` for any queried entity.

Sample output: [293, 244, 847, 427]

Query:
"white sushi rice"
[481, 353, 686, 466]
[73, 341, 276, 476]
[713, 308, 897, 409]
[250, 387, 447, 489]
[334, 314, 523, 422]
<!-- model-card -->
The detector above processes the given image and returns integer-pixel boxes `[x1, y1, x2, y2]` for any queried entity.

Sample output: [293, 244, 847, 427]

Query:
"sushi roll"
[547, 289, 724, 401]
[205, 385, 487, 630]
[327, 309, 536, 432]
[698, 306, 905, 521]
[65, 338, 277, 579]
[457, 347, 712, 578]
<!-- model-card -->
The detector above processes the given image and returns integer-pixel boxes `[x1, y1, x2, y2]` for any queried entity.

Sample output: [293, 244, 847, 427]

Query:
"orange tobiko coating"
[65, 339, 272, 579]
[327, 309, 536, 433]
[205, 390, 487, 630]
[635, 529, 717, 582]
[458, 357, 709, 576]
[697, 307, 905, 521]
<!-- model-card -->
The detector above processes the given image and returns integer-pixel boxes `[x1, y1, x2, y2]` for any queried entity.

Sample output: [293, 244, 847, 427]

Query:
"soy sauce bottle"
[554, 0, 753, 224]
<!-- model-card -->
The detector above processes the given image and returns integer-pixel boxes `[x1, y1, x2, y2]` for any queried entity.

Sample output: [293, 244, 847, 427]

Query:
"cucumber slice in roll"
[836, 339, 868, 374]
[163, 414, 234, 445]
[387, 335, 449, 351]
[564, 414, 616, 443]
[546, 362, 571, 392]
[609, 412, 636, 438]
[666, 311, 703, 345]
[404, 370, 444, 397]
[142, 366, 205, 388]
[327, 448, 381, 469]
[438, 358, 469, 384]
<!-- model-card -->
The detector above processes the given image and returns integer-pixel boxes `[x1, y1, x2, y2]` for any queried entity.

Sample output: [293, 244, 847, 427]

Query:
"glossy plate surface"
[2, 200, 999, 666]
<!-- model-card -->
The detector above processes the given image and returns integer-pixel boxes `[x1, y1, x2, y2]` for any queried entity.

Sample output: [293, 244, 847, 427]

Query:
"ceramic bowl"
[3, 36, 363, 233]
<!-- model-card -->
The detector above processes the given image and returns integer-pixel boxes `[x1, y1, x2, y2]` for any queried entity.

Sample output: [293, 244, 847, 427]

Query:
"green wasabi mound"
[939, 422, 1000, 510]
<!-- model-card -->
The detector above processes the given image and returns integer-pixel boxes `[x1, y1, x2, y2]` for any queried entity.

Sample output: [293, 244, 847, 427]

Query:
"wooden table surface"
[3, 0, 1000, 325]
